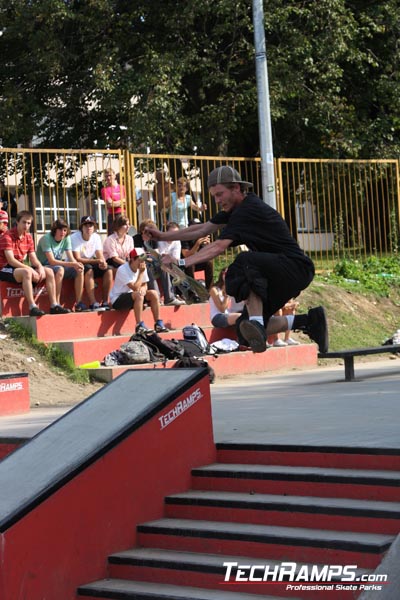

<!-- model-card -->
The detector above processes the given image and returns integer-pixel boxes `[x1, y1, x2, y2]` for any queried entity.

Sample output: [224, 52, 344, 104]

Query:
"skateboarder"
[145, 165, 328, 354]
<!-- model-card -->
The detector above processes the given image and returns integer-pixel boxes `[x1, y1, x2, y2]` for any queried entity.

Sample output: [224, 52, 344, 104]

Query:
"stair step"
[137, 518, 393, 568]
[108, 547, 372, 598]
[216, 443, 400, 471]
[77, 578, 298, 599]
[82, 345, 318, 383]
[191, 463, 400, 501]
[165, 490, 400, 534]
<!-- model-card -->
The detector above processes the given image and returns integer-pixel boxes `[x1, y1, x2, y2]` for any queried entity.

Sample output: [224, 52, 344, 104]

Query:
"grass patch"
[5, 319, 90, 384]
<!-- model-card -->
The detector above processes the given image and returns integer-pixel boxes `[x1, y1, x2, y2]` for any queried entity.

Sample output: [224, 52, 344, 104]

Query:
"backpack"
[182, 323, 216, 355]
[136, 331, 185, 360]
[173, 356, 216, 384]
[118, 340, 154, 364]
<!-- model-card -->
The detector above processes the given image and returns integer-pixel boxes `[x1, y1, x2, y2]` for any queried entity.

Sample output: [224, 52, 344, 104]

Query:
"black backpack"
[131, 331, 185, 360]
[173, 356, 216, 384]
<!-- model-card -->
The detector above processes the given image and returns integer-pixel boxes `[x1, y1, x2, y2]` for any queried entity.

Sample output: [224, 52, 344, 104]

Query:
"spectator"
[209, 267, 243, 328]
[71, 215, 113, 311]
[101, 168, 126, 234]
[154, 170, 172, 228]
[157, 221, 185, 306]
[0, 210, 69, 316]
[133, 219, 160, 294]
[0, 210, 8, 237]
[109, 248, 169, 334]
[181, 218, 214, 291]
[37, 218, 84, 312]
[164, 177, 207, 227]
[103, 215, 134, 271]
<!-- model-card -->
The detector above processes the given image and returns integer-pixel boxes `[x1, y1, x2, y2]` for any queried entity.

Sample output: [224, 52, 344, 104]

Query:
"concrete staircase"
[15, 302, 317, 382]
[76, 444, 399, 599]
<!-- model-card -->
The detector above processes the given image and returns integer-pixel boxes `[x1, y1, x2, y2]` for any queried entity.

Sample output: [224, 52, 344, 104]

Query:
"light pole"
[253, 0, 276, 209]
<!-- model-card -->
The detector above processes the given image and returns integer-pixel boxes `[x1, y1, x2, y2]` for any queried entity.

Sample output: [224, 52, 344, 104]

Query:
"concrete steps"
[77, 445, 397, 600]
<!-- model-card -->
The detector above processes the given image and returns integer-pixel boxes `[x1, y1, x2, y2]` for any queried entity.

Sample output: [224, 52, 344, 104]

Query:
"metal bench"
[318, 345, 400, 381]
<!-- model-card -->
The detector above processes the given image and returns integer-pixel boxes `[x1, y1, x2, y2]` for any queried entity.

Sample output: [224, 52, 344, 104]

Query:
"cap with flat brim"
[207, 165, 253, 189]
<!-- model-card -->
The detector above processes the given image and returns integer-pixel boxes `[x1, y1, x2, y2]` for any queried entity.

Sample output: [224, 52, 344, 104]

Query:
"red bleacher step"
[0, 372, 30, 416]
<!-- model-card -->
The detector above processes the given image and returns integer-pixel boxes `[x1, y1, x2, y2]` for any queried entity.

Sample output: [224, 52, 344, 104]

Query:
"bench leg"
[344, 356, 355, 381]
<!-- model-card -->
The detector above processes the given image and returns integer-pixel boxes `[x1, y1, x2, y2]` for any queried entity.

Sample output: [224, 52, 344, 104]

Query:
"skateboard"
[143, 243, 209, 304]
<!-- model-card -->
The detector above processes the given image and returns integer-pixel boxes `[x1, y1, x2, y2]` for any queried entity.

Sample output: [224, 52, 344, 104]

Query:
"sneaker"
[90, 302, 102, 311]
[75, 301, 88, 312]
[154, 321, 169, 333]
[165, 298, 186, 306]
[239, 319, 267, 353]
[29, 306, 45, 317]
[101, 302, 112, 311]
[304, 306, 329, 353]
[273, 338, 288, 347]
[50, 305, 71, 315]
[286, 337, 300, 346]
[135, 323, 153, 335]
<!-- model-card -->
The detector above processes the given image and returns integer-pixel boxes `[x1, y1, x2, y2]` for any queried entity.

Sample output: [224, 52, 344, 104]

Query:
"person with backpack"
[144, 165, 328, 354]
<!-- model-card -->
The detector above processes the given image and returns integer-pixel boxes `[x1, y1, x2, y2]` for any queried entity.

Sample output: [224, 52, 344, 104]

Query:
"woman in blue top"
[165, 177, 207, 227]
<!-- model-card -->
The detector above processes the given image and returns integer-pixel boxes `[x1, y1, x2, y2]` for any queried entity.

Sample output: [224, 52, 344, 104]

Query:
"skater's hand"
[144, 225, 162, 240]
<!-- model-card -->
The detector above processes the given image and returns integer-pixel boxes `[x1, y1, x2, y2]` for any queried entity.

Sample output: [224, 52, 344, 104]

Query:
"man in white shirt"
[110, 248, 169, 334]
[71, 215, 113, 311]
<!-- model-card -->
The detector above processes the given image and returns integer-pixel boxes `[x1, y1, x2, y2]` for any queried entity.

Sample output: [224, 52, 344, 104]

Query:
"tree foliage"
[0, 0, 399, 157]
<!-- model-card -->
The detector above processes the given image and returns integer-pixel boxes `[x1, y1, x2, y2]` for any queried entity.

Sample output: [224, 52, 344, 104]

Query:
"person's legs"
[84, 266, 96, 305]
[101, 268, 113, 303]
[50, 265, 64, 305]
[12, 268, 36, 306]
[146, 289, 169, 332]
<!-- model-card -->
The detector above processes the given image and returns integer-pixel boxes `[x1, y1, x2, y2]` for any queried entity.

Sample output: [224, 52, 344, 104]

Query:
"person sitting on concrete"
[71, 215, 113, 311]
[0, 210, 69, 316]
[109, 248, 169, 334]
[209, 267, 243, 328]
[103, 215, 134, 272]
[181, 218, 214, 298]
[157, 221, 185, 306]
[36, 218, 84, 312]
[0, 210, 9, 237]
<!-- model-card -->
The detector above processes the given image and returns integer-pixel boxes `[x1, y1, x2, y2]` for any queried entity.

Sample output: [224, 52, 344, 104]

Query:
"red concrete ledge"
[0, 372, 29, 416]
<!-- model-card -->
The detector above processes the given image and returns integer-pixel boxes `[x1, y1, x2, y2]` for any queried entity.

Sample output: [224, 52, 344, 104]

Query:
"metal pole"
[253, 0, 276, 208]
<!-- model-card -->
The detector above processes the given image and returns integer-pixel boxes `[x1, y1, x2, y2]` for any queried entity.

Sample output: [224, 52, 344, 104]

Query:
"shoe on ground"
[165, 298, 185, 306]
[50, 304, 71, 315]
[74, 301, 88, 312]
[101, 302, 111, 311]
[239, 319, 267, 353]
[305, 306, 329, 353]
[29, 306, 45, 317]
[273, 338, 288, 347]
[90, 302, 102, 311]
[286, 337, 300, 345]
[154, 322, 169, 333]
[135, 323, 153, 335]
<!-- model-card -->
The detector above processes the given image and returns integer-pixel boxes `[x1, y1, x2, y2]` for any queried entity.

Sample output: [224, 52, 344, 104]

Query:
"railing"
[0, 149, 399, 266]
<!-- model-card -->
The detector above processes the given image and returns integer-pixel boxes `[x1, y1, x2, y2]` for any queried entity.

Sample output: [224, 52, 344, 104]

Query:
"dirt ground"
[0, 319, 103, 408]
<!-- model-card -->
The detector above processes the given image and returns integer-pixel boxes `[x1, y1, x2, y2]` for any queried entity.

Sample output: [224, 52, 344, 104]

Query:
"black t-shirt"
[210, 192, 311, 264]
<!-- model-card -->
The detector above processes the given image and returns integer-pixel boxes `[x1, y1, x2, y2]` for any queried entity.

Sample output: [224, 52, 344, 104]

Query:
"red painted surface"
[0, 443, 22, 460]
[0, 374, 216, 600]
[0, 373, 30, 416]
[136, 532, 384, 569]
[216, 449, 400, 472]
[165, 503, 400, 535]
[191, 476, 400, 502]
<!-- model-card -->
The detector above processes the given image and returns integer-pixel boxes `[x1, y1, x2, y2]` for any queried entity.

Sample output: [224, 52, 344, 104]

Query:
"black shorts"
[0, 265, 18, 283]
[112, 292, 134, 310]
[225, 251, 314, 322]
[84, 264, 112, 278]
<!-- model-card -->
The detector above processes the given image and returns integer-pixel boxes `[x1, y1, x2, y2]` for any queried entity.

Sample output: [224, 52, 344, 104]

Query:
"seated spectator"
[209, 268, 243, 328]
[0, 210, 9, 237]
[103, 215, 134, 272]
[133, 219, 160, 294]
[101, 168, 126, 234]
[0, 210, 69, 316]
[157, 221, 185, 306]
[181, 218, 214, 293]
[109, 248, 169, 334]
[71, 215, 113, 311]
[164, 177, 207, 227]
[37, 218, 84, 312]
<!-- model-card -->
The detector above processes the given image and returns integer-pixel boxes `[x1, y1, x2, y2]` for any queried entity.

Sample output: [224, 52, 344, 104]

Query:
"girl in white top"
[209, 268, 243, 328]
